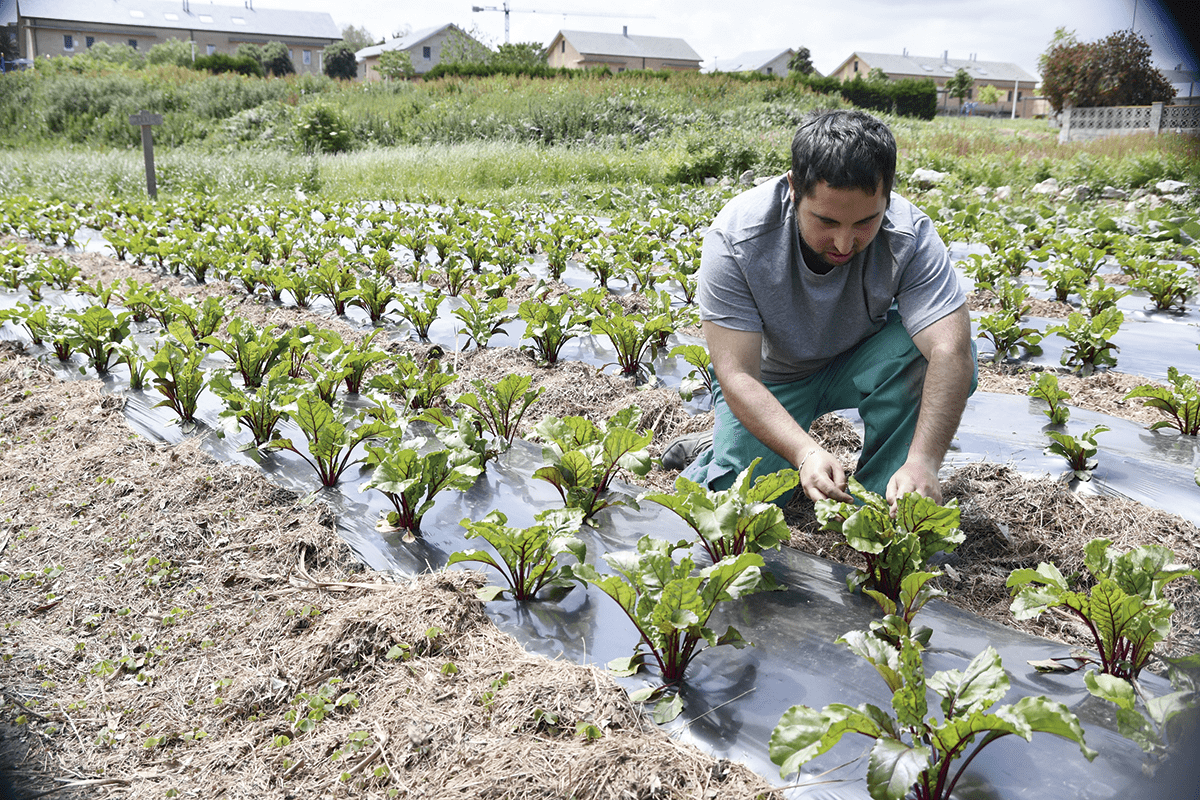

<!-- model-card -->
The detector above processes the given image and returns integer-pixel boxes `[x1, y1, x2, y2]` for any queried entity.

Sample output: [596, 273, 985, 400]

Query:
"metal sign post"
[128, 110, 164, 200]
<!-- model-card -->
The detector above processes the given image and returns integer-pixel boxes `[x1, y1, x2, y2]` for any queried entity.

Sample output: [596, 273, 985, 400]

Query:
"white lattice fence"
[1059, 102, 1199, 142]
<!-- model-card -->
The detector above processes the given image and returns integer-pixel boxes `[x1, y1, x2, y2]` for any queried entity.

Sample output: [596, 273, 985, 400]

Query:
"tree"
[377, 49, 416, 81]
[146, 38, 193, 67]
[866, 66, 889, 84]
[944, 67, 973, 108]
[235, 43, 264, 69]
[787, 46, 814, 76]
[323, 41, 358, 80]
[1, 25, 21, 66]
[492, 42, 545, 72]
[440, 25, 492, 66]
[260, 41, 294, 77]
[1039, 28, 1176, 113]
[340, 25, 376, 54]
[977, 84, 1003, 106]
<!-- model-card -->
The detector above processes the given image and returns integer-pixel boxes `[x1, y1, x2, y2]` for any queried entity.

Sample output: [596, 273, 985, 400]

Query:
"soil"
[2, 238, 1198, 798]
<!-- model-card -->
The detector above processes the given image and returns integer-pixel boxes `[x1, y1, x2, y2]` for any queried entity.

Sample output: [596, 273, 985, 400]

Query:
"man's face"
[788, 173, 888, 269]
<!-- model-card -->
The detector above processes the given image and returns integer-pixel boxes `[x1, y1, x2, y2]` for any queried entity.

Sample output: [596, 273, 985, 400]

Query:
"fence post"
[128, 110, 164, 200]
[1059, 106, 1073, 143]
[1150, 101, 1164, 135]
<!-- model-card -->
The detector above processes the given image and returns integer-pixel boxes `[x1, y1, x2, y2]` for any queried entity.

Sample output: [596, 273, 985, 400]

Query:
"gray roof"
[356, 23, 463, 60]
[711, 48, 794, 73]
[555, 29, 700, 64]
[1, 0, 17, 27]
[846, 51, 1038, 84]
[15, 0, 339, 40]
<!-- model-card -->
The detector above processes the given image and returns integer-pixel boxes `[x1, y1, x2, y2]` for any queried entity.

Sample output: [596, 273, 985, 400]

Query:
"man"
[671, 109, 976, 510]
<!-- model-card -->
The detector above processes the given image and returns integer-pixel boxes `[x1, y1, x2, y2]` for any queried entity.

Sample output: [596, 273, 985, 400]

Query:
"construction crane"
[470, 2, 653, 44]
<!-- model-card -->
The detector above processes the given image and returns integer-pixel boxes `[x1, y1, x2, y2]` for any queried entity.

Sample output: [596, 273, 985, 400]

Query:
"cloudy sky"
[249, 0, 1196, 78]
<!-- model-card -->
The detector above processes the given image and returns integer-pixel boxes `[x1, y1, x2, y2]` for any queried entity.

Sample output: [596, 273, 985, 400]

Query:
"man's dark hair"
[790, 109, 896, 200]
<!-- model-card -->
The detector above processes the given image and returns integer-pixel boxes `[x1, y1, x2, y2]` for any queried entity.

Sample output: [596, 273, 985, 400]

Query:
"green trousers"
[682, 312, 978, 503]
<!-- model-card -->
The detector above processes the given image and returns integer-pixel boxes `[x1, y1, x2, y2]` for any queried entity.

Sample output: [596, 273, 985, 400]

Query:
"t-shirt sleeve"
[894, 211, 966, 337]
[697, 227, 764, 333]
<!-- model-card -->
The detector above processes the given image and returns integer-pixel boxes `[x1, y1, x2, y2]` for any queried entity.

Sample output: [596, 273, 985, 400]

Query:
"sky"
[243, 0, 1197, 78]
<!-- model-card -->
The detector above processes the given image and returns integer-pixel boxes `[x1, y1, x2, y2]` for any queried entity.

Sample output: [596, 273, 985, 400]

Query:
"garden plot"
[1, 188, 1199, 799]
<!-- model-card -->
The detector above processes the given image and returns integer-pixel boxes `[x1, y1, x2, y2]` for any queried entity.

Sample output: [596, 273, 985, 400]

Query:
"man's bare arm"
[704, 321, 852, 502]
[886, 304, 974, 507]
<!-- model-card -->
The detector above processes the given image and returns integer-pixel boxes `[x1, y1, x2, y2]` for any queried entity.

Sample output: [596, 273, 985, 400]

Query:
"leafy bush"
[295, 101, 354, 154]
[193, 53, 265, 78]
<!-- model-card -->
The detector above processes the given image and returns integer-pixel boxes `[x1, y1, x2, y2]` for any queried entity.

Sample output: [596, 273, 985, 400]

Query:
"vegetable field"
[1, 115, 1200, 797]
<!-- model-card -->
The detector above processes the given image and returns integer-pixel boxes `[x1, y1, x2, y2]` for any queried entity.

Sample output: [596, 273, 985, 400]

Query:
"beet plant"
[591, 309, 672, 377]
[1079, 279, 1130, 317]
[309, 259, 357, 317]
[1047, 308, 1123, 375]
[1129, 263, 1197, 311]
[669, 343, 713, 401]
[63, 305, 132, 375]
[532, 406, 653, 523]
[265, 391, 399, 488]
[644, 458, 796, 562]
[146, 323, 210, 426]
[574, 536, 777, 690]
[202, 319, 292, 389]
[451, 508, 586, 601]
[975, 310, 1043, 364]
[34, 254, 80, 290]
[415, 408, 502, 475]
[1085, 654, 1200, 767]
[393, 292, 442, 341]
[516, 295, 592, 366]
[171, 295, 227, 340]
[1037, 262, 1087, 303]
[345, 273, 400, 325]
[771, 631, 1095, 800]
[1008, 538, 1199, 680]
[1124, 367, 1199, 435]
[452, 295, 513, 350]
[367, 354, 456, 415]
[453, 373, 543, 449]
[1027, 372, 1072, 424]
[1045, 424, 1108, 480]
[815, 478, 963, 602]
[209, 364, 300, 448]
[361, 438, 481, 540]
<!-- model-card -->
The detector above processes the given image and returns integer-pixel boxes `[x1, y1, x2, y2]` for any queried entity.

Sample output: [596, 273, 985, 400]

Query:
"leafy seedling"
[450, 508, 586, 601]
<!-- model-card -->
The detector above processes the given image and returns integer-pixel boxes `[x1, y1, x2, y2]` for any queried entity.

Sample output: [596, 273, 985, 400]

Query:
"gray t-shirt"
[698, 175, 966, 383]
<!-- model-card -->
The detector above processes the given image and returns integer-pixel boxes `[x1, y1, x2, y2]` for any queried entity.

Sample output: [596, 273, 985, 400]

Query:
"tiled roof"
[356, 24, 456, 59]
[711, 48, 793, 73]
[16, 0, 339, 40]
[844, 51, 1038, 83]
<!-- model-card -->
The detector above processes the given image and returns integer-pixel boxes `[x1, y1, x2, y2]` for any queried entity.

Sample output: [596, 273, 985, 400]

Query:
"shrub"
[192, 53, 265, 78]
[295, 101, 354, 154]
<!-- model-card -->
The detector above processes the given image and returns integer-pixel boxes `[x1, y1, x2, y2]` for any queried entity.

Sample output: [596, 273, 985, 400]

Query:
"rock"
[910, 168, 948, 189]
[703, 177, 718, 187]
[972, 185, 989, 197]
[739, 169, 755, 186]
[993, 185, 1012, 201]
[1155, 179, 1188, 194]
[1070, 185, 1092, 201]
[718, 176, 733, 188]
[925, 188, 944, 199]
[1101, 186, 1128, 200]
[1162, 193, 1191, 205]
[1031, 178, 1060, 195]
[1132, 187, 1150, 200]
[753, 176, 773, 186]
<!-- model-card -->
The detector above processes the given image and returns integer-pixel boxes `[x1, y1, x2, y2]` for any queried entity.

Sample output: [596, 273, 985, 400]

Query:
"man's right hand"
[799, 447, 852, 502]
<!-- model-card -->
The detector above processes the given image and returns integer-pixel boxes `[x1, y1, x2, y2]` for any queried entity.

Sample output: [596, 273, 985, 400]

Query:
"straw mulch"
[0, 350, 783, 800]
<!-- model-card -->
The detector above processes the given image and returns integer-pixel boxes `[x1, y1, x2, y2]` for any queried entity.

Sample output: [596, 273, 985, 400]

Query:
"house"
[829, 50, 1047, 117]
[2, 0, 339, 74]
[710, 48, 807, 78]
[356, 23, 487, 81]
[1161, 67, 1199, 105]
[545, 28, 700, 73]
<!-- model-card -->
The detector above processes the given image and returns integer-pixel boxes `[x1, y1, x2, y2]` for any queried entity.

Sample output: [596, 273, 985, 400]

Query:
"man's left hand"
[886, 459, 943, 513]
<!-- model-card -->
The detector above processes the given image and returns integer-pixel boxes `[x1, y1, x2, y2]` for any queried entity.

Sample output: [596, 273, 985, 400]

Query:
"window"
[302, 50, 311, 65]
[198, 14, 213, 23]
[422, 46, 431, 60]
[288, 49, 294, 60]
[129, 10, 145, 18]
[63, 34, 74, 51]
[1018, 91, 1023, 101]
[766, 67, 773, 75]
[128, 39, 138, 50]
[164, 12, 179, 20]
[561, 41, 565, 53]
[86, 36, 95, 48]
[1007, 90, 1013, 102]
[206, 44, 215, 55]
[853, 60, 858, 72]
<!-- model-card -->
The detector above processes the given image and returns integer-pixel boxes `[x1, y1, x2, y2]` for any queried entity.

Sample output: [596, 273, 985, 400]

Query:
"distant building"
[3, 0, 338, 75]
[356, 23, 488, 81]
[710, 48, 810, 77]
[1161, 67, 1199, 105]
[546, 28, 701, 72]
[829, 50, 1047, 117]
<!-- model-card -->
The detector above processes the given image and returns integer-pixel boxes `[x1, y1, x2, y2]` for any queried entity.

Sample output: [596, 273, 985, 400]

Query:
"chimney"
[943, 50, 948, 63]
[623, 26, 628, 37]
